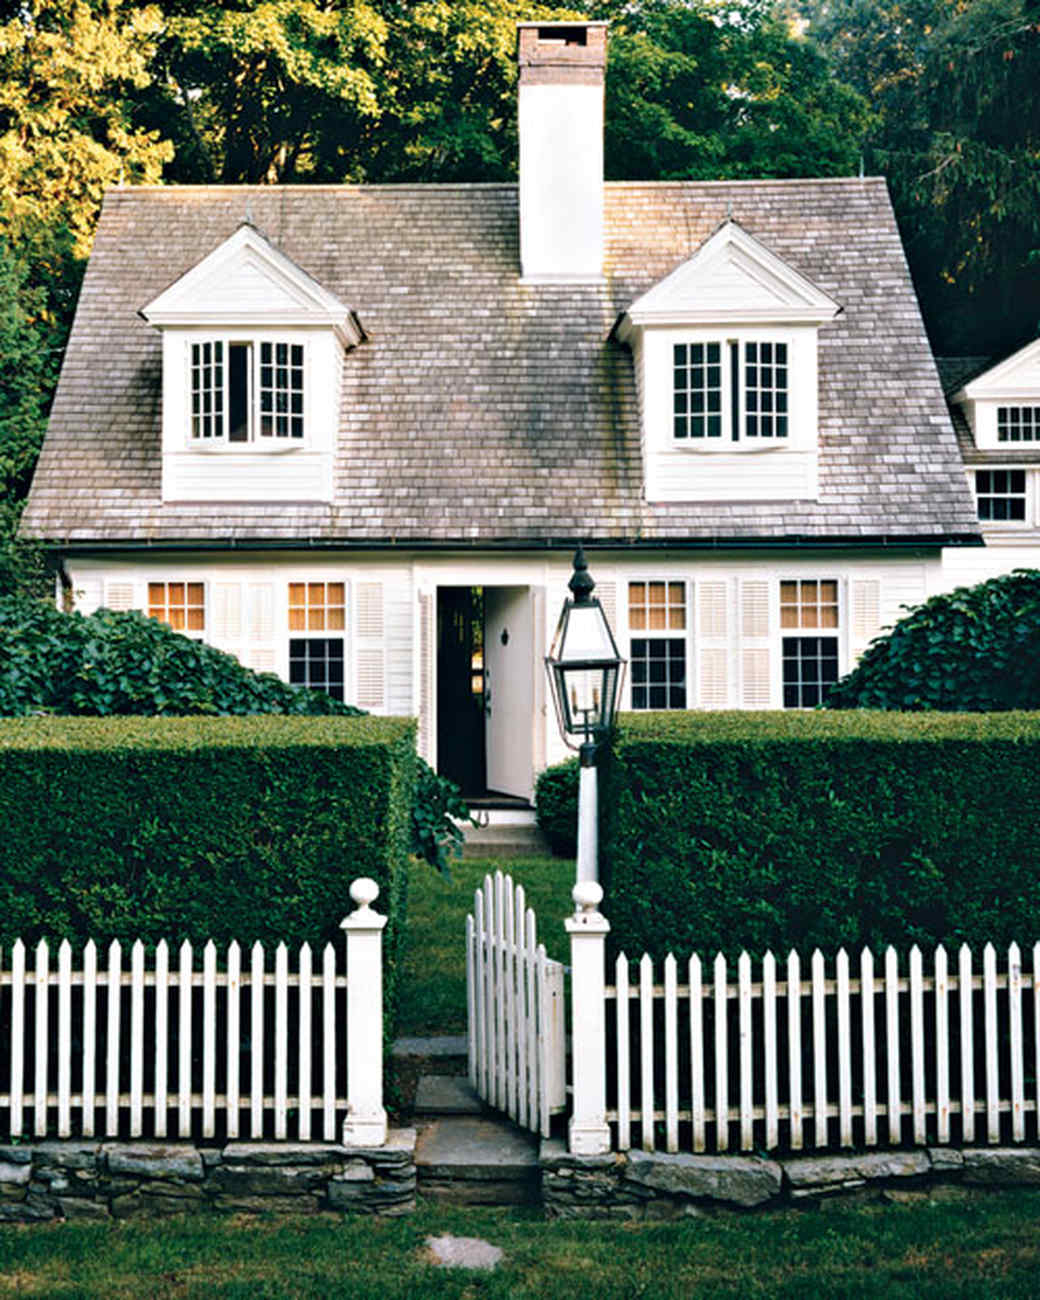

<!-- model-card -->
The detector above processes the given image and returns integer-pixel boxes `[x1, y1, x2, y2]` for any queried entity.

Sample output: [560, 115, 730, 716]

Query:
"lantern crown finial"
[569, 543, 595, 604]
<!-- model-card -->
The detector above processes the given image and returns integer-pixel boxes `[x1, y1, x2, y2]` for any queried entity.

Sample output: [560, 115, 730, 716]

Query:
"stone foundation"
[540, 1142, 1040, 1219]
[0, 1129, 416, 1223]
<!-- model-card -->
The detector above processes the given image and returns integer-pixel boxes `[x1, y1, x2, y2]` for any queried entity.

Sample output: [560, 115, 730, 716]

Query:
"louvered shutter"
[696, 580, 730, 709]
[103, 582, 136, 611]
[739, 579, 773, 709]
[417, 590, 435, 765]
[850, 579, 882, 663]
[211, 582, 243, 652]
[355, 581, 385, 712]
[243, 581, 276, 674]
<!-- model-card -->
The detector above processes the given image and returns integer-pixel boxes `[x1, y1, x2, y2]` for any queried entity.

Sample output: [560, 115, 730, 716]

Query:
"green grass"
[4, 1196, 1040, 1297]
[397, 854, 573, 1037]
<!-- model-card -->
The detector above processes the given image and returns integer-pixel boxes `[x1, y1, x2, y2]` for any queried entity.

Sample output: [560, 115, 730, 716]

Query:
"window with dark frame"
[780, 579, 839, 708]
[975, 469, 1027, 522]
[673, 340, 788, 443]
[629, 580, 687, 709]
[289, 638, 344, 701]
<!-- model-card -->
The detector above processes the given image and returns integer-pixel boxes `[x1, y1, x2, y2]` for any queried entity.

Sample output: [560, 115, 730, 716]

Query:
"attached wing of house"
[21, 21, 984, 804]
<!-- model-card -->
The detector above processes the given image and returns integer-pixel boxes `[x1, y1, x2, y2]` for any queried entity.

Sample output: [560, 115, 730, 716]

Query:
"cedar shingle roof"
[22, 178, 980, 548]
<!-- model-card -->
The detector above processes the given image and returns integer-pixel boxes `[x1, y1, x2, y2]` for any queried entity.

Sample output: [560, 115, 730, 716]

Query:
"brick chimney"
[517, 22, 607, 282]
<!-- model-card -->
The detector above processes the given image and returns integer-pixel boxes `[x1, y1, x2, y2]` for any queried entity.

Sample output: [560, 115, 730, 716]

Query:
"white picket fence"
[466, 871, 566, 1137]
[604, 939, 1040, 1155]
[0, 879, 388, 1145]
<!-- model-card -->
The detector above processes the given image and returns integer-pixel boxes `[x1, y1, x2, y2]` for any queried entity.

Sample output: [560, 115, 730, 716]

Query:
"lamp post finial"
[569, 543, 595, 604]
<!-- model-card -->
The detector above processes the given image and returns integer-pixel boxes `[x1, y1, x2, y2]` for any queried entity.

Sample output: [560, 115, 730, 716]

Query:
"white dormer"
[141, 224, 363, 503]
[953, 338, 1040, 450]
[617, 221, 841, 503]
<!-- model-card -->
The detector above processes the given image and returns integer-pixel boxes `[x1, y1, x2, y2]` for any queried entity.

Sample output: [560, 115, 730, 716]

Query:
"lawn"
[4, 1196, 1040, 1297]
[396, 853, 574, 1038]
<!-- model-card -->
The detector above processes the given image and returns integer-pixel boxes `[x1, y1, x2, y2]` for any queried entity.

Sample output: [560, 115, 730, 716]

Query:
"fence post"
[341, 877, 388, 1147]
[565, 880, 611, 1155]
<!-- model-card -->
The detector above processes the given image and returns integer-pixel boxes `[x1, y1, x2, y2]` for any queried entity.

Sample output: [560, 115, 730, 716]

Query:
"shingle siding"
[22, 177, 979, 547]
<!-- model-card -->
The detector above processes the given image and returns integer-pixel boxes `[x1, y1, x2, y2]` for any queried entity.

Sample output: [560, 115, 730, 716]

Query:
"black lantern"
[546, 546, 625, 751]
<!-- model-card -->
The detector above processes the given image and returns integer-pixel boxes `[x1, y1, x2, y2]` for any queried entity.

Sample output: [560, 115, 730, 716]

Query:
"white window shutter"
[103, 582, 137, 611]
[417, 590, 435, 766]
[697, 580, 730, 709]
[355, 581, 385, 712]
[248, 583, 274, 643]
[596, 579, 618, 641]
[851, 579, 882, 659]
[739, 579, 773, 709]
[211, 583, 242, 645]
[74, 580, 103, 614]
[245, 649, 277, 674]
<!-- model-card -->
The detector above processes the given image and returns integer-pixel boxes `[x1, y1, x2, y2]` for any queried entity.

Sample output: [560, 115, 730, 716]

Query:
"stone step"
[415, 1116, 540, 1206]
[462, 823, 551, 859]
[414, 1075, 483, 1116]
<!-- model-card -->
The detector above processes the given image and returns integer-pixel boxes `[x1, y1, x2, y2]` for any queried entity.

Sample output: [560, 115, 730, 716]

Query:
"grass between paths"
[4, 1196, 1040, 1298]
[397, 854, 574, 1038]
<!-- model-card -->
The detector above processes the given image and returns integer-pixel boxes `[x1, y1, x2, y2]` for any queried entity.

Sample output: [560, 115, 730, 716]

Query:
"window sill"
[186, 442, 309, 455]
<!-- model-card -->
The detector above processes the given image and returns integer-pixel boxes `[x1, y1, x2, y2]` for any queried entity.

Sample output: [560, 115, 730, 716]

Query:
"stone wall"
[0, 1130, 416, 1223]
[541, 1142, 1040, 1219]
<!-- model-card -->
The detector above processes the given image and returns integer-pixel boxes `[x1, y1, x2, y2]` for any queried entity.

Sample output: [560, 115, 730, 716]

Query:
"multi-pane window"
[190, 339, 305, 444]
[629, 581, 687, 709]
[780, 579, 839, 708]
[288, 581, 345, 701]
[673, 340, 788, 444]
[743, 342, 788, 439]
[673, 343, 722, 439]
[975, 469, 1027, 522]
[997, 407, 1040, 443]
[148, 581, 205, 633]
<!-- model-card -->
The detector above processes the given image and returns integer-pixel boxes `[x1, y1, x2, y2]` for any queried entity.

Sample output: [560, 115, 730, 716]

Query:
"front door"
[484, 586, 534, 800]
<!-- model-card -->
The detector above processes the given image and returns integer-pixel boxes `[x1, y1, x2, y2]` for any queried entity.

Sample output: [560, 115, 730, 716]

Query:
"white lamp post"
[545, 545, 625, 883]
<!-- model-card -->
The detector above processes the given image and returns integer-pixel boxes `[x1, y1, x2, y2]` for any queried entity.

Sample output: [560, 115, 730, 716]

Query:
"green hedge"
[534, 757, 579, 856]
[601, 711, 1040, 961]
[0, 716, 415, 1016]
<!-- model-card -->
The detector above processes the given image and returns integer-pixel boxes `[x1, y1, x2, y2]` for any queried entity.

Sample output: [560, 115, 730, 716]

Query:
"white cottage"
[21, 21, 985, 805]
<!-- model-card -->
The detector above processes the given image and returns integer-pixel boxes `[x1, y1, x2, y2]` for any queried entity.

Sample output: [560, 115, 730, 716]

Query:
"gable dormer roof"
[140, 222, 364, 347]
[953, 336, 1040, 403]
[618, 219, 842, 338]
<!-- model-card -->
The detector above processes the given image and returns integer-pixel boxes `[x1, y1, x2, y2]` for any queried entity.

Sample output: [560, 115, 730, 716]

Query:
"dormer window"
[673, 340, 788, 443]
[997, 406, 1040, 443]
[617, 220, 839, 503]
[190, 340, 305, 444]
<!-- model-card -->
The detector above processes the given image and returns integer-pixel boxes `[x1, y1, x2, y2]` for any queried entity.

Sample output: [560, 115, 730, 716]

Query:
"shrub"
[535, 757, 580, 856]
[0, 716, 416, 1014]
[601, 710, 1040, 961]
[0, 595, 467, 871]
[829, 570, 1040, 710]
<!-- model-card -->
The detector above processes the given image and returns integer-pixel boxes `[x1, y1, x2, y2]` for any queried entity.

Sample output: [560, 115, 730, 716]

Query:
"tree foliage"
[828, 570, 1040, 711]
[804, 0, 1040, 354]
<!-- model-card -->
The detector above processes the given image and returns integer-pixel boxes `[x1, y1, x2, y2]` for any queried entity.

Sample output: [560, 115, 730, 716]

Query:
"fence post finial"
[341, 877, 388, 1146]
[565, 881, 611, 1156]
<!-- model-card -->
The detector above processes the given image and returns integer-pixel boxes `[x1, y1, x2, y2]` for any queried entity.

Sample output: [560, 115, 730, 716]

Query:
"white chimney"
[518, 22, 607, 283]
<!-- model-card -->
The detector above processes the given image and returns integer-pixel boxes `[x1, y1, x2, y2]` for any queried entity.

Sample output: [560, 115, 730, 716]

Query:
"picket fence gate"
[599, 940, 1040, 1156]
[0, 879, 388, 1145]
[466, 871, 566, 1137]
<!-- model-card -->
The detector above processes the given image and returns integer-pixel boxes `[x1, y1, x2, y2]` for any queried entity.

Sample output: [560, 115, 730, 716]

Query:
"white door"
[484, 586, 534, 800]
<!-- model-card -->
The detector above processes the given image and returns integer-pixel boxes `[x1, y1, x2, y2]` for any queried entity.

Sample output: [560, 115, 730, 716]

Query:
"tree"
[804, 0, 1040, 355]
[599, 0, 871, 181]
[828, 570, 1040, 711]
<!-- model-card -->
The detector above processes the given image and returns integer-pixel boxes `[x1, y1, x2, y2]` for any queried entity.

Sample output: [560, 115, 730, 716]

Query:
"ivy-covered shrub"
[535, 757, 579, 856]
[0, 716, 416, 1016]
[0, 596, 468, 871]
[0, 597, 362, 716]
[601, 711, 1040, 961]
[829, 570, 1040, 710]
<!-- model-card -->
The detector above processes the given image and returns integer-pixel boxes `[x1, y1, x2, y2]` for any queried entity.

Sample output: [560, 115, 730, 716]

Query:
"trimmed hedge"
[534, 757, 579, 856]
[601, 711, 1040, 961]
[0, 716, 415, 1016]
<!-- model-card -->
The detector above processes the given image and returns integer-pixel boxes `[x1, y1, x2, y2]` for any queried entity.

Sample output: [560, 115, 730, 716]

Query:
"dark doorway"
[436, 587, 485, 796]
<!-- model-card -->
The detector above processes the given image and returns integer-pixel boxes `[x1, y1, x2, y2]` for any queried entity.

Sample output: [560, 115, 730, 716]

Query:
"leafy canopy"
[828, 570, 1040, 711]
